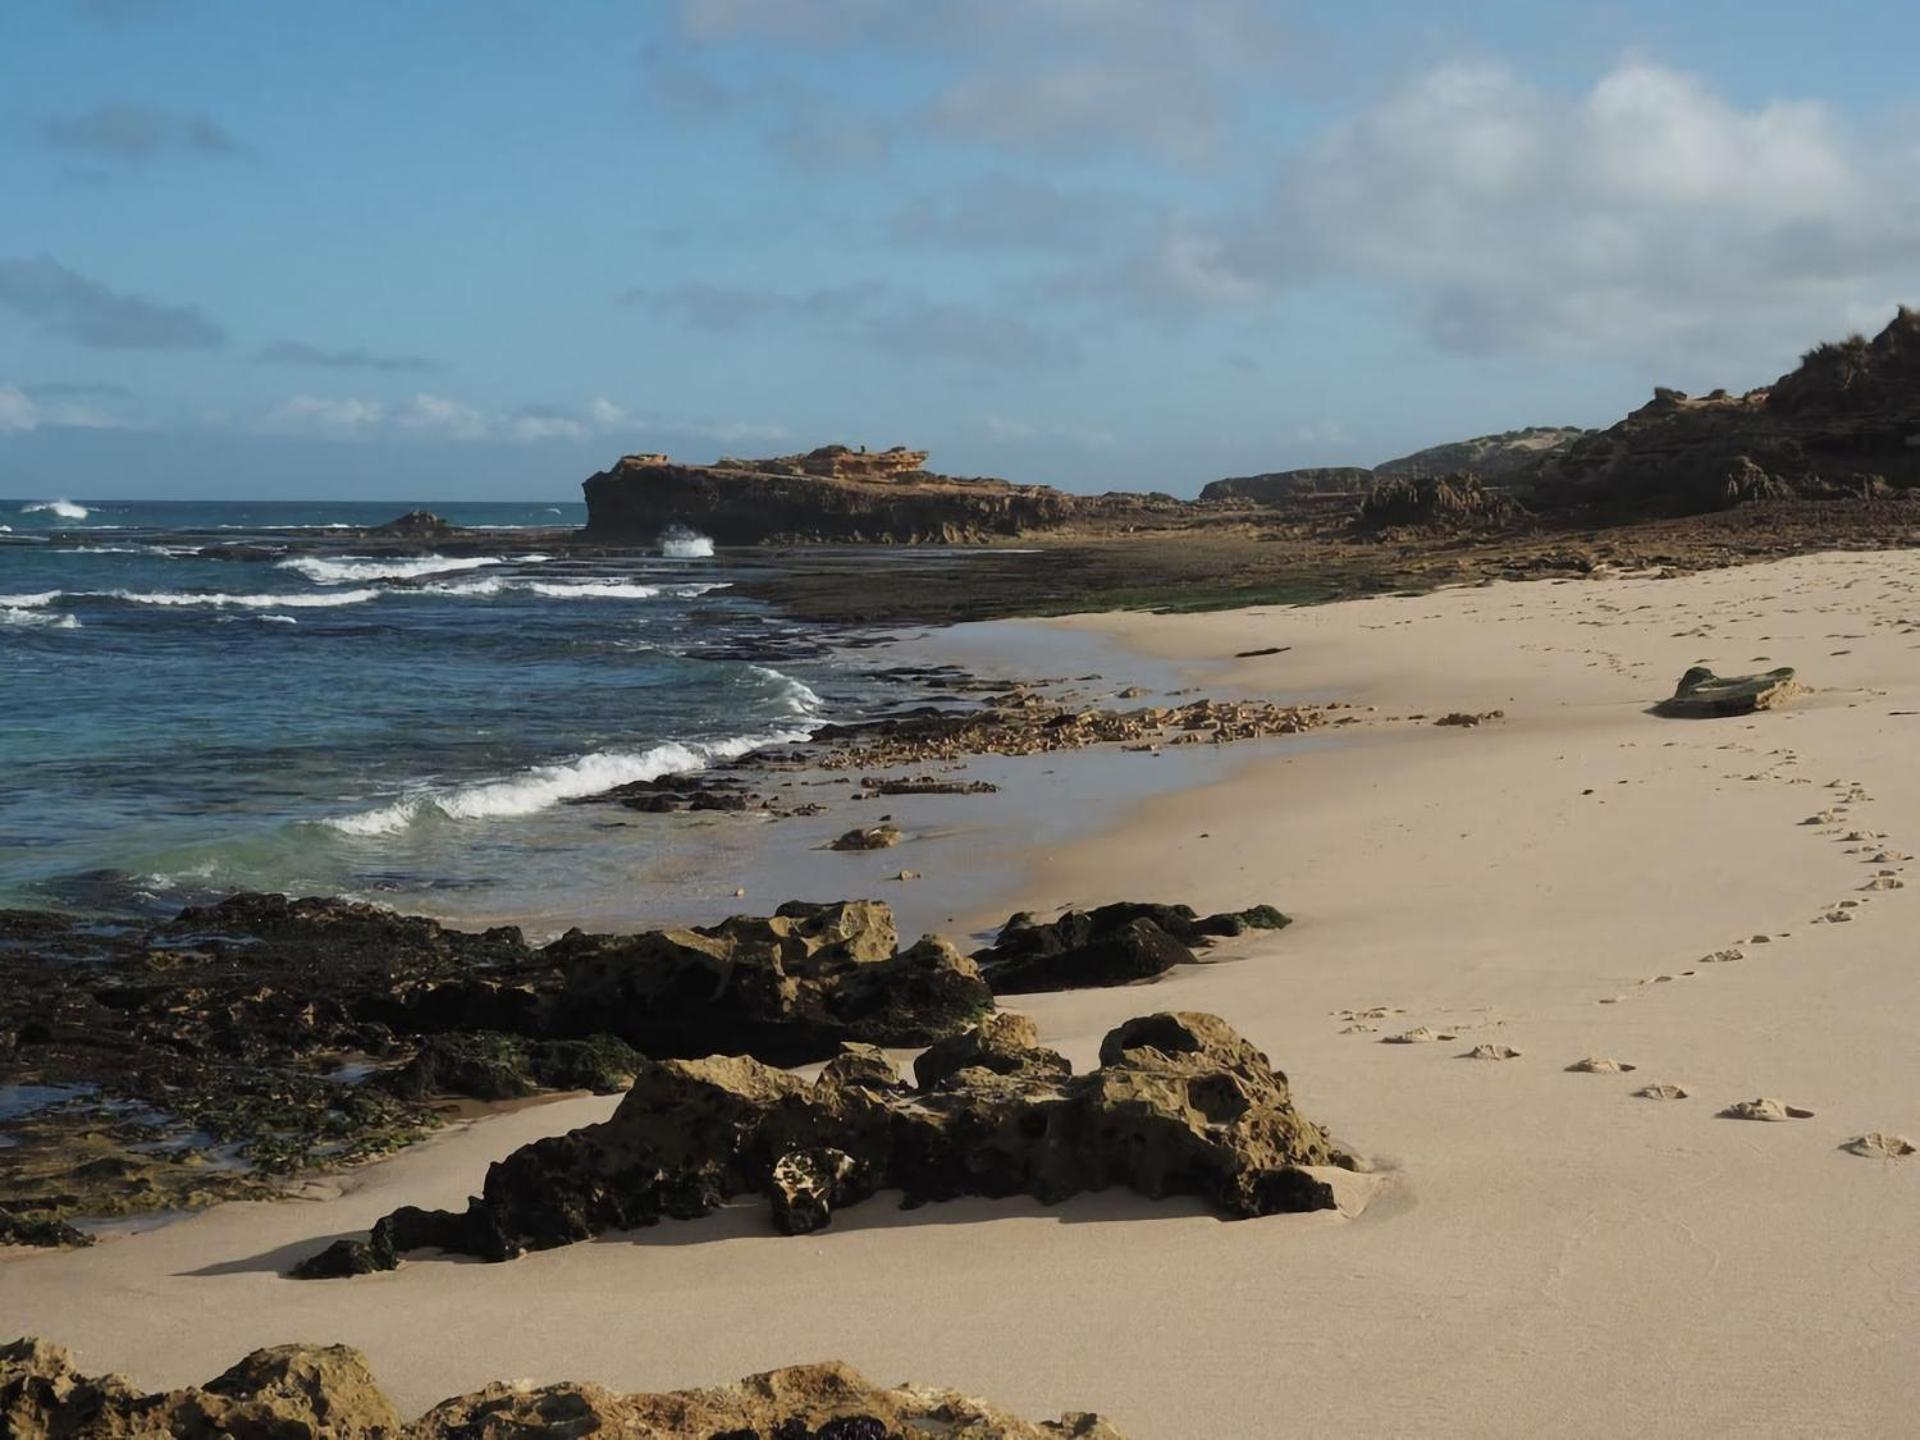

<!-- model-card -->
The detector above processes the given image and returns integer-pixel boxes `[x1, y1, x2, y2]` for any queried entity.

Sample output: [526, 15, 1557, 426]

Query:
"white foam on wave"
[1, 606, 80, 630]
[279, 554, 507, 584]
[55, 543, 200, 557]
[0, 591, 59, 608]
[99, 588, 381, 609]
[21, 499, 89, 520]
[417, 576, 508, 597]
[256, 614, 299, 625]
[323, 728, 812, 836]
[659, 525, 715, 559]
[524, 580, 662, 599]
[749, 664, 825, 716]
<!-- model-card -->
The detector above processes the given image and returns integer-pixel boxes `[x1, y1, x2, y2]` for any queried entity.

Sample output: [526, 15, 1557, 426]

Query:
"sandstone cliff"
[1375, 426, 1588, 480]
[1199, 466, 1374, 503]
[1527, 308, 1920, 515]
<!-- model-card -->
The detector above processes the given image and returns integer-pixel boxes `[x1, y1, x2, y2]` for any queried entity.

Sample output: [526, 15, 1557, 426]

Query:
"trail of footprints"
[1326, 762, 1914, 1160]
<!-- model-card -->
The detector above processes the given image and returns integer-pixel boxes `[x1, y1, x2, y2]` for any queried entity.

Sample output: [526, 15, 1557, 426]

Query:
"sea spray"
[660, 524, 716, 559]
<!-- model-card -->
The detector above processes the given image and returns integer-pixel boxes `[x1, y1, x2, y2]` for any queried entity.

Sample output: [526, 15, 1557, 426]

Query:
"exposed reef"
[3, 887, 1292, 1239]
[0, 1340, 1128, 1439]
[293, 1010, 1352, 1276]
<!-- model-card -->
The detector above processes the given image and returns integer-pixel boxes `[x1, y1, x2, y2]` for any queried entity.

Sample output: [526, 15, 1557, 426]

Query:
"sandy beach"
[7, 549, 1919, 1437]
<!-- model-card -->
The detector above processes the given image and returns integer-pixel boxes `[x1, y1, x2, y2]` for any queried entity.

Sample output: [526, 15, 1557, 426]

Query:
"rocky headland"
[580, 443, 1193, 545]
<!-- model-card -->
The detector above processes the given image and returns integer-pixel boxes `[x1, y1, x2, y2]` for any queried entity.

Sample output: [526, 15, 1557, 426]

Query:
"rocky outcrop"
[0, 1340, 1126, 1439]
[1200, 467, 1375, 504]
[1355, 472, 1525, 533]
[293, 1011, 1352, 1275]
[372, 510, 456, 536]
[582, 446, 1083, 544]
[1653, 665, 1800, 718]
[1375, 427, 1587, 480]
[972, 903, 1290, 994]
[1528, 308, 1920, 516]
[580, 443, 1206, 544]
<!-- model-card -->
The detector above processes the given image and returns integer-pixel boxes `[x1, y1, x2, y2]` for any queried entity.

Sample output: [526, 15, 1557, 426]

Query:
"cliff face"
[1199, 467, 1374, 503]
[1375, 427, 1588, 480]
[1529, 308, 1920, 515]
[580, 444, 1197, 544]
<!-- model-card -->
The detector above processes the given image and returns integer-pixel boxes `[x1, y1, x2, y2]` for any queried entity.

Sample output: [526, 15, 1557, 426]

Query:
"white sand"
[7, 550, 1920, 1436]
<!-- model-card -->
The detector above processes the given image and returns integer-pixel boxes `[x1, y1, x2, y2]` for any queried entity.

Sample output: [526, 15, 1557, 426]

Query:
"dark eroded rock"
[0, 1341, 1127, 1439]
[972, 902, 1290, 994]
[295, 1011, 1351, 1275]
[1654, 665, 1800, 717]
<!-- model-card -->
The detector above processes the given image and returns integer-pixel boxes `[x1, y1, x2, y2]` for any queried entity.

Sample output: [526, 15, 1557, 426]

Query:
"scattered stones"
[1433, 710, 1505, 727]
[1718, 1097, 1815, 1121]
[1381, 1026, 1457, 1044]
[1633, 1083, 1690, 1101]
[859, 776, 999, 796]
[1842, 1132, 1917, 1159]
[0, 1340, 1129, 1439]
[1566, 1057, 1636, 1074]
[293, 1011, 1355, 1276]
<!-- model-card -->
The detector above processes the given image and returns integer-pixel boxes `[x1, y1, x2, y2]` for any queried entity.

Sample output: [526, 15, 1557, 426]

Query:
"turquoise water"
[0, 497, 882, 921]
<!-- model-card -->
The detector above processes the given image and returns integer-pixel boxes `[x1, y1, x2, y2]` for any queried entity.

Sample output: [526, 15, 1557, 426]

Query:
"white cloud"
[394, 392, 488, 440]
[1159, 58, 1920, 365]
[0, 383, 120, 433]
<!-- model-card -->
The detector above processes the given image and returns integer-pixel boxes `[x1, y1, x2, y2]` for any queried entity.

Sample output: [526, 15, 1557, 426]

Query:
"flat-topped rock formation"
[1528, 307, 1920, 516]
[1200, 466, 1375, 503]
[0, 1340, 1128, 1438]
[582, 443, 1078, 543]
[581, 443, 1196, 544]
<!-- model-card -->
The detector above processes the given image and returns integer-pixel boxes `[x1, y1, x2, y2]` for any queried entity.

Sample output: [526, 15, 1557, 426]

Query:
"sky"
[4, 0, 1920, 501]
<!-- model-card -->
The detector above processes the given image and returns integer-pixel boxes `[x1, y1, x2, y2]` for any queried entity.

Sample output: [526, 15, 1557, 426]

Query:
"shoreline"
[6, 549, 1919, 1435]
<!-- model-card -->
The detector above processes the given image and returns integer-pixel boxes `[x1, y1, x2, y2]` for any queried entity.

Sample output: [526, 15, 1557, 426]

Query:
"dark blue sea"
[0, 496, 888, 925]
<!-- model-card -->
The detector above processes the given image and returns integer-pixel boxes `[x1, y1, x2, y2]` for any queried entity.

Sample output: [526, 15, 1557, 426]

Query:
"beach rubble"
[292, 1011, 1355, 1277]
[0, 1339, 1129, 1439]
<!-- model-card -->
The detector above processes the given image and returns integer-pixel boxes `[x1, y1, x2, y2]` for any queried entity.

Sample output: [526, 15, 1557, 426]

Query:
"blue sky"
[4, 0, 1920, 499]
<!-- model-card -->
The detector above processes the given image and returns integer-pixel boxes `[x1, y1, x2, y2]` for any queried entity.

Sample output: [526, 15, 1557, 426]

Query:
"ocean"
[0, 497, 898, 926]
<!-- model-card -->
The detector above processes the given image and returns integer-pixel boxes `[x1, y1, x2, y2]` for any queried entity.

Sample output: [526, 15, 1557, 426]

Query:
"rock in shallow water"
[294, 1011, 1353, 1277]
[0, 1341, 1127, 1439]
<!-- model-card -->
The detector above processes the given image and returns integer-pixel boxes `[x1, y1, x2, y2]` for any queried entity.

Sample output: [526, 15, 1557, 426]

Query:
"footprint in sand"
[1842, 1133, 1917, 1159]
[1462, 1043, 1522, 1061]
[1699, 949, 1744, 964]
[1633, 1083, 1690, 1100]
[1382, 1026, 1457, 1044]
[1567, 1057, 1636, 1073]
[1719, 1098, 1816, 1121]
[1861, 876, 1904, 891]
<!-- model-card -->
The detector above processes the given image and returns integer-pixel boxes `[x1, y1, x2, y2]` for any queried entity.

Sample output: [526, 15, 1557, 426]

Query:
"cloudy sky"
[5, 0, 1920, 499]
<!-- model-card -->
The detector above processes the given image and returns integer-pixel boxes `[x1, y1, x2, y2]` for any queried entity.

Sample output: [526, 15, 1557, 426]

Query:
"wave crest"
[100, 588, 381, 609]
[323, 726, 812, 836]
[279, 554, 505, 584]
[20, 499, 89, 520]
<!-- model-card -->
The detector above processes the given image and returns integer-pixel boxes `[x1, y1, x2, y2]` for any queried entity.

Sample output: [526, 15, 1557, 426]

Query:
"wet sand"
[7, 550, 1919, 1436]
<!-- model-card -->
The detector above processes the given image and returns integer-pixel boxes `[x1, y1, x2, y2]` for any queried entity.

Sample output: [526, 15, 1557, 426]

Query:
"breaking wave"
[278, 554, 511, 584]
[659, 525, 715, 559]
[100, 588, 381, 609]
[20, 499, 89, 520]
[323, 730, 810, 836]
[2, 606, 80, 630]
